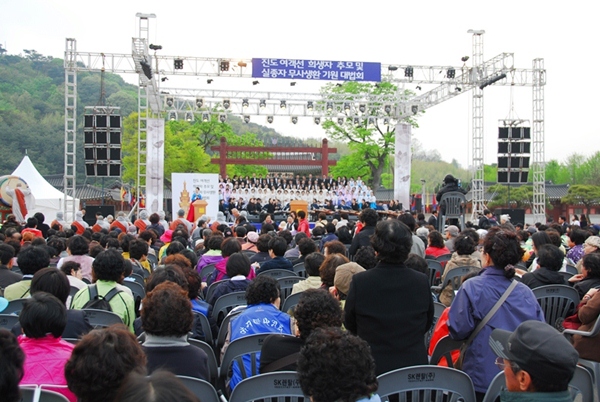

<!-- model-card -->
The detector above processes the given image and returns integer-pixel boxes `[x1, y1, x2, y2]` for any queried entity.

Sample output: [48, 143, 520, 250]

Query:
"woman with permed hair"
[438, 233, 481, 306]
[57, 235, 95, 281]
[448, 227, 544, 400]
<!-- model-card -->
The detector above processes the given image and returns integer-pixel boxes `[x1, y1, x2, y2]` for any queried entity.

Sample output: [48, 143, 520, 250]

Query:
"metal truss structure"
[64, 15, 546, 221]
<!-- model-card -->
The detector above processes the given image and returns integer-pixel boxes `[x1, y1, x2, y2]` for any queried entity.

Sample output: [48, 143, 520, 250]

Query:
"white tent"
[11, 156, 79, 221]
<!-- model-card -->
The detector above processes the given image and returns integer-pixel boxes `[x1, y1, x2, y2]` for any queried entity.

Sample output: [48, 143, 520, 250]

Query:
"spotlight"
[447, 68, 455, 79]
[219, 114, 227, 123]
[207, 79, 213, 84]
[359, 104, 366, 113]
[185, 112, 193, 122]
[196, 98, 203, 108]
[220, 61, 230, 71]
[314, 117, 321, 125]
[252, 80, 259, 85]
[336, 83, 342, 87]
[140, 60, 152, 79]
[479, 73, 507, 90]
[161, 77, 168, 82]
[384, 104, 392, 114]
[291, 116, 298, 124]
[259, 99, 266, 108]
[388, 65, 398, 71]
[242, 99, 249, 108]
[411, 105, 419, 114]
[337, 117, 344, 125]
[290, 82, 296, 86]
[202, 113, 209, 122]
[455, 87, 462, 92]
[267, 116, 274, 124]
[353, 117, 360, 125]
[166, 97, 173, 107]
[149, 44, 162, 51]
[280, 100, 286, 109]
[238, 61, 247, 67]
[344, 102, 350, 111]
[307, 101, 314, 110]
[223, 99, 230, 109]
[243, 115, 250, 123]
[168, 111, 176, 121]
[461, 56, 470, 63]
[368, 117, 375, 126]
[326, 102, 333, 112]
[416, 86, 422, 91]
[404, 66, 413, 78]
[383, 117, 390, 125]
[174, 58, 184, 69]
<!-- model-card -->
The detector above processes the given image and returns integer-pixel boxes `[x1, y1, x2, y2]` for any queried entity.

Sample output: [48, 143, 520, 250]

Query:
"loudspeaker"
[82, 205, 116, 226]
[498, 127, 531, 140]
[84, 107, 122, 177]
[495, 208, 525, 226]
[498, 171, 529, 183]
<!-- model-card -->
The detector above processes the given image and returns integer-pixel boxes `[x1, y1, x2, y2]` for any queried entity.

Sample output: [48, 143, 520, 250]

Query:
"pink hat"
[160, 229, 173, 243]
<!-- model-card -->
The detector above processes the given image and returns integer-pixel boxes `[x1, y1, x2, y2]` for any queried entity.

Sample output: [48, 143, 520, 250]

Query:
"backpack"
[81, 284, 122, 312]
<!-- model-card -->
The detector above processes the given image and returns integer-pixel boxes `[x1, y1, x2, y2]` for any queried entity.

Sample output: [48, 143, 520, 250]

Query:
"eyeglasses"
[495, 357, 521, 373]
[495, 357, 507, 370]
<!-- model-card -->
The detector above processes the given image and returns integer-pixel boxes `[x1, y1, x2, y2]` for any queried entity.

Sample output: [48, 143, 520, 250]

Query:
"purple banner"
[252, 58, 381, 82]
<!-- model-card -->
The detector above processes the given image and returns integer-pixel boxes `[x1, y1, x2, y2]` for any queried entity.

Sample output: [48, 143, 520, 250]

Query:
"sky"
[1, 0, 598, 170]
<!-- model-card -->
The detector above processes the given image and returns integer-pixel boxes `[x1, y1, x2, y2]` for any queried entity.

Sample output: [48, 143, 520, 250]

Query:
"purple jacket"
[196, 254, 224, 278]
[448, 268, 544, 393]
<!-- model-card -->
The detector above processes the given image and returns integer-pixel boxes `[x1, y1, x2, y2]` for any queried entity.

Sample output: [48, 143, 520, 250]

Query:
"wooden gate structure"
[211, 137, 337, 177]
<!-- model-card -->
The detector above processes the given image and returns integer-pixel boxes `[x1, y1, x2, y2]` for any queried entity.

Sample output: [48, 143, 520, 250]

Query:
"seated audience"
[65, 325, 147, 402]
[319, 253, 350, 290]
[114, 370, 200, 402]
[0, 329, 24, 402]
[572, 286, 600, 361]
[331, 262, 365, 308]
[571, 253, 600, 299]
[256, 236, 293, 274]
[292, 252, 325, 295]
[439, 233, 481, 306]
[57, 235, 95, 281]
[425, 231, 450, 258]
[4, 245, 50, 300]
[248, 234, 272, 264]
[208, 252, 253, 305]
[520, 244, 568, 289]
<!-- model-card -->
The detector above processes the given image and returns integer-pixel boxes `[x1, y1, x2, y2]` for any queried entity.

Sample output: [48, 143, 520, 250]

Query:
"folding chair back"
[82, 308, 124, 328]
[532, 284, 580, 327]
[566, 264, 578, 275]
[19, 386, 70, 402]
[3, 298, 27, 315]
[192, 312, 214, 345]
[128, 273, 146, 287]
[121, 280, 146, 299]
[188, 338, 219, 386]
[177, 376, 220, 402]
[0, 313, 19, 330]
[281, 291, 303, 314]
[200, 263, 218, 282]
[377, 365, 476, 402]
[426, 260, 442, 287]
[216, 307, 246, 362]
[228, 371, 307, 402]
[277, 276, 303, 304]
[559, 271, 574, 282]
[205, 279, 227, 302]
[436, 253, 453, 264]
[443, 266, 475, 293]
[439, 192, 466, 231]
[211, 291, 247, 324]
[257, 268, 298, 279]
[429, 336, 464, 368]
[292, 262, 307, 278]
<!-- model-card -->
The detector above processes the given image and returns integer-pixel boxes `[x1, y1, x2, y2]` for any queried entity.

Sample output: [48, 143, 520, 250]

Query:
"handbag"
[455, 280, 518, 370]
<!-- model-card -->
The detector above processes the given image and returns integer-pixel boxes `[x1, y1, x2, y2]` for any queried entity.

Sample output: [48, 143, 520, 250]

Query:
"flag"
[130, 189, 136, 207]
[139, 191, 146, 208]
[432, 194, 438, 211]
[120, 186, 127, 202]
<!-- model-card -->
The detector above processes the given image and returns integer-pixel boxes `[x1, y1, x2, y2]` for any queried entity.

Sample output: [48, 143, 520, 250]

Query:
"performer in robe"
[91, 215, 110, 232]
[5, 183, 35, 224]
[133, 209, 151, 232]
[109, 211, 131, 233]
[70, 211, 89, 235]
[50, 211, 69, 231]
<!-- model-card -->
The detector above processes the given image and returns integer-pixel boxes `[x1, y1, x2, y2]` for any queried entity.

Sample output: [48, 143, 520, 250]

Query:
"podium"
[289, 200, 308, 216]
[191, 199, 208, 222]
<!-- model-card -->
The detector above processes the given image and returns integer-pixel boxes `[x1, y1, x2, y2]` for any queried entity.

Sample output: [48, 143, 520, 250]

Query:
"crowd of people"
[0, 199, 598, 402]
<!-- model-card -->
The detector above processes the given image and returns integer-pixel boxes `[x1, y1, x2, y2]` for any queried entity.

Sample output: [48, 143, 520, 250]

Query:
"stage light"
[220, 61, 229, 71]
[455, 87, 462, 92]
[291, 116, 298, 124]
[307, 101, 314, 110]
[404, 66, 413, 78]
[243, 115, 250, 123]
[416, 86, 422, 91]
[337, 117, 344, 125]
[280, 100, 286, 109]
[326, 102, 333, 112]
[161, 77, 168, 82]
[207, 79, 213, 84]
[149, 44, 162, 51]
[383, 117, 390, 125]
[242, 99, 249, 108]
[344, 102, 350, 111]
[219, 114, 227, 123]
[384, 104, 392, 114]
[238, 61, 247, 67]
[174, 59, 184, 69]
[290, 82, 296, 86]
[368, 117, 375, 125]
[314, 117, 321, 125]
[447, 68, 455, 79]
[223, 99, 230, 109]
[166, 97, 173, 107]
[359, 104, 366, 113]
[252, 80, 259, 85]
[259, 99, 266, 108]
[196, 98, 203, 108]
[411, 105, 419, 114]
[202, 113, 209, 122]
[388, 65, 398, 71]
[185, 112, 193, 122]
[140, 60, 152, 79]
[168, 111, 176, 121]
[267, 116, 274, 124]
[461, 56, 470, 62]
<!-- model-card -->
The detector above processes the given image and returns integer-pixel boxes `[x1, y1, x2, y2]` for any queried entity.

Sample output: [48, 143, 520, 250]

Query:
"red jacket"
[297, 218, 310, 237]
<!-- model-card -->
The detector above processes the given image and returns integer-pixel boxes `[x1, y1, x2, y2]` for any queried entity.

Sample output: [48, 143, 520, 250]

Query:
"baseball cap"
[444, 225, 459, 237]
[584, 236, 600, 249]
[489, 320, 578, 383]
[334, 262, 365, 296]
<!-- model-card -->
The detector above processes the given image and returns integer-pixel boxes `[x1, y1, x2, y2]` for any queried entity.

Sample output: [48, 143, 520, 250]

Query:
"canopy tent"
[11, 156, 79, 222]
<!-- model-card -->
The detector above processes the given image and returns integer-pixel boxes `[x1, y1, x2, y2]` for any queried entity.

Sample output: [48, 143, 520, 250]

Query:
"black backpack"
[81, 284, 122, 312]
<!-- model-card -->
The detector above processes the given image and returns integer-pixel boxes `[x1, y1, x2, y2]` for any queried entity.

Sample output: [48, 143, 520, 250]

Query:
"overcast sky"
[1, 0, 597, 170]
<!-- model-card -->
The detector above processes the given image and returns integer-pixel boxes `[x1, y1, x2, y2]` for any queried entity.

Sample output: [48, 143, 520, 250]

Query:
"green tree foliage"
[320, 81, 418, 189]
[561, 185, 600, 215]
[487, 184, 533, 209]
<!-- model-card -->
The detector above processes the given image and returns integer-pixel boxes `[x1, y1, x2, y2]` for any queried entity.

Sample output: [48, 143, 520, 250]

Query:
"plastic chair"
[564, 313, 600, 398]
[532, 284, 580, 327]
[559, 271, 575, 282]
[121, 279, 146, 299]
[434, 266, 475, 303]
[429, 336, 464, 368]
[257, 268, 298, 279]
[425, 302, 447, 348]
[200, 263, 218, 283]
[69, 286, 80, 299]
[147, 253, 158, 270]
[19, 386, 70, 402]
[277, 276, 303, 304]
[482, 366, 594, 402]
[211, 291, 247, 324]
[205, 279, 227, 303]
[436, 253, 453, 264]
[566, 264, 579, 275]
[377, 365, 476, 402]
[292, 262, 307, 278]
[193, 312, 214, 345]
[228, 371, 307, 402]
[3, 298, 27, 315]
[426, 260, 443, 287]
[216, 307, 246, 363]
[82, 308, 124, 328]
[439, 192, 467, 231]
[177, 376, 220, 402]
[128, 273, 146, 287]
[0, 313, 19, 330]
[281, 291, 303, 314]
[188, 338, 219, 386]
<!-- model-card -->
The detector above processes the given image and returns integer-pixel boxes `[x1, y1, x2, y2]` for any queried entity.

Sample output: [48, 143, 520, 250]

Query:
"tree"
[561, 185, 600, 215]
[487, 184, 533, 209]
[321, 81, 418, 189]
